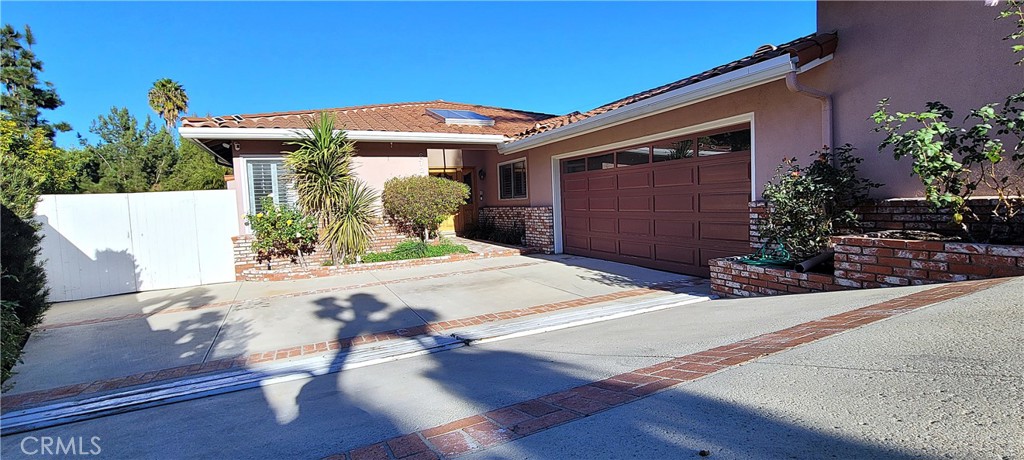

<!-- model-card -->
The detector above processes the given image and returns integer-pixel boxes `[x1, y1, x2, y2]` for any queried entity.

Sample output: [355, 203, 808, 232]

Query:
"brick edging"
[328, 278, 1007, 460]
[2, 278, 704, 410]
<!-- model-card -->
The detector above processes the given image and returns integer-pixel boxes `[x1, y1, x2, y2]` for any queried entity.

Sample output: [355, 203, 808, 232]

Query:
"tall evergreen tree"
[0, 24, 69, 136]
[147, 78, 188, 130]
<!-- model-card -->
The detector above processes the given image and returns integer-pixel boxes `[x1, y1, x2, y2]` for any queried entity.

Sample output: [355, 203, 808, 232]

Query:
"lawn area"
[362, 239, 471, 263]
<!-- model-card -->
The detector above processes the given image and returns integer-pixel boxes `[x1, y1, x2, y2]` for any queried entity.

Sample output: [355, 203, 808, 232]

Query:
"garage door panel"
[654, 220, 695, 239]
[653, 194, 694, 212]
[655, 245, 696, 265]
[699, 191, 750, 213]
[589, 176, 616, 190]
[699, 221, 748, 242]
[564, 177, 588, 192]
[590, 238, 617, 254]
[619, 241, 652, 259]
[618, 218, 650, 236]
[589, 217, 617, 234]
[699, 246, 748, 267]
[618, 195, 650, 212]
[564, 217, 588, 232]
[617, 171, 650, 189]
[565, 234, 589, 250]
[589, 197, 617, 211]
[698, 160, 749, 185]
[565, 197, 588, 211]
[654, 167, 695, 187]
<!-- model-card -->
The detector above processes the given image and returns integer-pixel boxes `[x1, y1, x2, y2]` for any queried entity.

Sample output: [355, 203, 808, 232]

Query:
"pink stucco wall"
[817, 1, 1021, 198]
[505, 78, 826, 207]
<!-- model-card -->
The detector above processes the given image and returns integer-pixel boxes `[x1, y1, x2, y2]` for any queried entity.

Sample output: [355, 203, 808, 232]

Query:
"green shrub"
[362, 239, 471, 263]
[758, 145, 879, 261]
[382, 176, 469, 240]
[2, 296, 27, 385]
[245, 196, 319, 264]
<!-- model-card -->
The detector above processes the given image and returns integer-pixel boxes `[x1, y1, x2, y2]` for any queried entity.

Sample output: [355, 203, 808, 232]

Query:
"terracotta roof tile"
[181, 100, 556, 137]
[510, 32, 838, 141]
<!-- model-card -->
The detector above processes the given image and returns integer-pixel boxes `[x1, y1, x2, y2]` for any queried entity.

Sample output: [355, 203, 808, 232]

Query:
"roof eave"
[178, 128, 509, 145]
[498, 54, 811, 155]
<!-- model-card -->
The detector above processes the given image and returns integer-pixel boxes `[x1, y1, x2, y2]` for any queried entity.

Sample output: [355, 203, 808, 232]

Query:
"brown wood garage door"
[560, 125, 752, 277]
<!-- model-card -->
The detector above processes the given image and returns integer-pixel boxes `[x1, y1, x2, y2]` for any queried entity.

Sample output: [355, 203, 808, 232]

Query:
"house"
[180, 1, 1021, 278]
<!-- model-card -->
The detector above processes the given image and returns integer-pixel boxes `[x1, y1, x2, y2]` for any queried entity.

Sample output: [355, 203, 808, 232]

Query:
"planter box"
[711, 235, 1024, 298]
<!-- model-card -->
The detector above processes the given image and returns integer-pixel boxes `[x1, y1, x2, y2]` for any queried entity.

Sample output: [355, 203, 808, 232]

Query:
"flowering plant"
[245, 196, 318, 264]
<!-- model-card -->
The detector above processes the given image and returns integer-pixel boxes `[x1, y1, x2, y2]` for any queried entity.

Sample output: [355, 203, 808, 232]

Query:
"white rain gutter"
[499, 54, 833, 155]
[179, 127, 508, 145]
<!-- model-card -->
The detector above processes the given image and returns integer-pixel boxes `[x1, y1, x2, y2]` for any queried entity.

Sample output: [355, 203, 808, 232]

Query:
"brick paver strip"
[321, 278, 1007, 460]
[1, 278, 703, 409]
[41, 260, 551, 330]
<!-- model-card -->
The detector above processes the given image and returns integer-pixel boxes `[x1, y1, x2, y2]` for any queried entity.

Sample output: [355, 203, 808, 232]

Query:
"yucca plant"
[284, 112, 378, 261]
[323, 179, 379, 263]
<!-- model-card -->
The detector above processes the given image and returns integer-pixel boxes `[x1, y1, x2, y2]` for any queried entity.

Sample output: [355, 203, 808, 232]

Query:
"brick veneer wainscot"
[479, 206, 554, 253]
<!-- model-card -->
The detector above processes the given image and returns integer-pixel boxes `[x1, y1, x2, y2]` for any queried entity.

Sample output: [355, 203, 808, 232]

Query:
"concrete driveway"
[5, 254, 704, 395]
[1, 277, 1017, 458]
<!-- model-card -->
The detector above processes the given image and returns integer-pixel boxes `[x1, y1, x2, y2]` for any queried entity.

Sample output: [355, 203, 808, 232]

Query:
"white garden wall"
[35, 190, 239, 302]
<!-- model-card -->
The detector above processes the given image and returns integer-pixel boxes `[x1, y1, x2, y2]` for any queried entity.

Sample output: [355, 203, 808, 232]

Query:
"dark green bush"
[245, 196, 319, 264]
[382, 176, 469, 240]
[2, 296, 27, 385]
[362, 239, 471, 263]
[758, 145, 879, 261]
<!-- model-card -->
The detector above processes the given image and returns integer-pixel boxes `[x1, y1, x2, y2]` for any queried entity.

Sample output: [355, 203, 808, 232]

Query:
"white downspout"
[785, 70, 833, 152]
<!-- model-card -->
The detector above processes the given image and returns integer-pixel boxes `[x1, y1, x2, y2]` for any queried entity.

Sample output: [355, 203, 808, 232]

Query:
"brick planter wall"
[233, 221, 412, 281]
[711, 236, 1024, 297]
[749, 197, 1023, 246]
[479, 206, 554, 253]
[832, 236, 1024, 288]
[710, 258, 840, 297]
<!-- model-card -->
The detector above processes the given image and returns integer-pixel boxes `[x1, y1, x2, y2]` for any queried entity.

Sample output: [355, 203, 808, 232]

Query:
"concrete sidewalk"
[5, 254, 701, 395]
[6, 278, 1013, 458]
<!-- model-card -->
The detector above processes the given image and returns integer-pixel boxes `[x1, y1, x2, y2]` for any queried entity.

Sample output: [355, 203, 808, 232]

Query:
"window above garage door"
[563, 125, 751, 174]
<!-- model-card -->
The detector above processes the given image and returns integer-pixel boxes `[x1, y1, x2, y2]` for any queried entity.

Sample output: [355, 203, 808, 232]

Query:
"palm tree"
[285, 112, 378, 262]
[147, 78, 188, 130]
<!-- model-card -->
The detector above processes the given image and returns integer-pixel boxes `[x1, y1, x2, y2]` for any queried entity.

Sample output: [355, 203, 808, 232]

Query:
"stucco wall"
[818, 1, 1021, 198]
[506, 78, 825, 207]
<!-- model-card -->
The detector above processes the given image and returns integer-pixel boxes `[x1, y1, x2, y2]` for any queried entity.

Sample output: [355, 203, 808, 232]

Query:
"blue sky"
[4, 2, 816, 148]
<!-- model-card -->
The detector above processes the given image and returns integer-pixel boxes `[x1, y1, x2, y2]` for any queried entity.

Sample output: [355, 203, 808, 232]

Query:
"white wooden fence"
[35, 190, 239, 302]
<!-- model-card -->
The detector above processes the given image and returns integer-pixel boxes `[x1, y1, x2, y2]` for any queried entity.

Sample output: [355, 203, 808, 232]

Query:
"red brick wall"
[479, 206, 554, 253]
[832, 236, 1024, 288]
[710, 258, 841, 297]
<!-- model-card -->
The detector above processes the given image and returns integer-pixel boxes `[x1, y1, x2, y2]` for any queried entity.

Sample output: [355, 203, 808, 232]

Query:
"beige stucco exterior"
[817, 1, 1021, 197]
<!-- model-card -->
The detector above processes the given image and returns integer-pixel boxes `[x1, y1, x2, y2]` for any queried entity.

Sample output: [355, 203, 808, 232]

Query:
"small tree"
[285, 112, 379, 261]
[382, 175, 470, 241]
[758, 145, 879, 261]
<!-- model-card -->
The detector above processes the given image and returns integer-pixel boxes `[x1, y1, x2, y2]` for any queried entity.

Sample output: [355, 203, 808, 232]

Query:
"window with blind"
[247, 159, 296, 213]
[498, 159, 527, 200]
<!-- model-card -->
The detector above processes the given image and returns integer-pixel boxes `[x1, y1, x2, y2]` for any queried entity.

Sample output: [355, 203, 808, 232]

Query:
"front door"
[430, 168, 477, 234]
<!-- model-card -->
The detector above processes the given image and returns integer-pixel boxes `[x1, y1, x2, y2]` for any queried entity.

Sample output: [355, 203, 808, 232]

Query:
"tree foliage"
[0, 24, 68, 137]
[147, 78, 189, 130]
[382, 175, 470, 241]
[758, 146, 879, 261]
[284, 113, 378, 261]
[245, 196, 319, 264]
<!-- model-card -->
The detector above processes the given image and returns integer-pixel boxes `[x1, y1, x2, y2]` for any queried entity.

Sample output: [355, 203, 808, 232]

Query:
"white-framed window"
[498, 158, 527, 200]
[247, 159, 297, 213]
